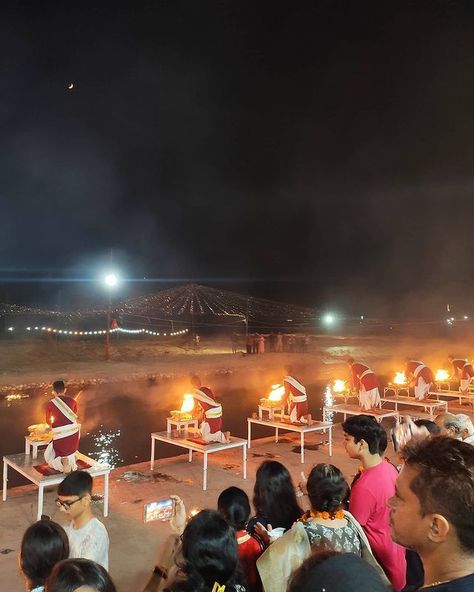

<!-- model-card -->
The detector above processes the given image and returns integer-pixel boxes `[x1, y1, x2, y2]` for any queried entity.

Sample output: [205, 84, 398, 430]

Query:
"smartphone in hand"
[144, 498, 175, 523]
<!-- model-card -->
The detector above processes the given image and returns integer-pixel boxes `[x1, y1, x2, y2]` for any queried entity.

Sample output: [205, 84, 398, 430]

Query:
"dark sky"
[2, 1, 474, 316]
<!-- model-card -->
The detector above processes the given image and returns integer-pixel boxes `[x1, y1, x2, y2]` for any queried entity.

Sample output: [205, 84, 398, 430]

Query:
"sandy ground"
[1, 332, 474, 389]
[2, 332, 474, 591]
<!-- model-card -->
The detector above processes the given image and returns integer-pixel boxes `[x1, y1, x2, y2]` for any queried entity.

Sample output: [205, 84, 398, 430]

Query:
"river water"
[1, 376, 329, 487]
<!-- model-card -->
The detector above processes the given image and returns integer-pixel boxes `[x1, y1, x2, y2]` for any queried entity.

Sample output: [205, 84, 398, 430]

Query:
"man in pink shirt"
[343, 415, 406, 591]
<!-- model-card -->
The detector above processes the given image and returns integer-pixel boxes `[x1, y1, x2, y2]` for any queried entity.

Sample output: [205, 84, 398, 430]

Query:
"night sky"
[2, 2, 474, 317]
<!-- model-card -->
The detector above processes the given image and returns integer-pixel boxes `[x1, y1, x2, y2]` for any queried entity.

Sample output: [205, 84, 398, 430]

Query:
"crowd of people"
[16, 413, 474, 592]
[238, 333, 311, 355]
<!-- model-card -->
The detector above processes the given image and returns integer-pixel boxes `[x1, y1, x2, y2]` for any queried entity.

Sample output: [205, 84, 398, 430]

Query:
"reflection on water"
[5, 393, 30, 404]
[86, 426, 123, 468]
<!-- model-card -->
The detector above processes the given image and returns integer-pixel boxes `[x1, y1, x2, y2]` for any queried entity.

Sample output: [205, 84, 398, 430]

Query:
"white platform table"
[247, 417, 332, 463]
[384, 385, 410, 397]
[25, 436, 50, 459]
[257, 404, 285, 420]
[2, 451, 110, 520]
[378, 395, 448, 419]
[429, 390, 474, 410]
[150, 431, 247, 491]
[166, 418, 199, 433]
[323, 403, 400, 423]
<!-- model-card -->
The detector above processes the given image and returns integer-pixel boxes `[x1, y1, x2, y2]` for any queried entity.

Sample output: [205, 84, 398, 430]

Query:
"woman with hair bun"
[300, 463, 360, 552]
[256, 464, 388, 591]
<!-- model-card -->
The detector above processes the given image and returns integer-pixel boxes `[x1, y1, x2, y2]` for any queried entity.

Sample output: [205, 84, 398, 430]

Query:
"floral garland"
[300, 508, 345, 521]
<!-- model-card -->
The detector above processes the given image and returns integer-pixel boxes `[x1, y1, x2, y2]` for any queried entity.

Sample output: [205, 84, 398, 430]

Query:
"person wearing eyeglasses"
[56, 471, 109, 570]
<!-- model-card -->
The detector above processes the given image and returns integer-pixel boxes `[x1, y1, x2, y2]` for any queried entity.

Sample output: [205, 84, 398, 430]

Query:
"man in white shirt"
[56, 471, 109, 570]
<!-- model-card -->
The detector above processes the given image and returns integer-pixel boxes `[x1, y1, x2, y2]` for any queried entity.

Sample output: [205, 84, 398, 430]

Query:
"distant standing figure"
[258, 334, 265, 354]
[193, 334, 200, 349]
[288, 335, 296, 353]
[252, 334, 259, 354]
[246, 334, 253, 354]
[276, 332, 283, 353]
[268, 333, 276, 353]
[231, 333, 238, 354]
[303, 334, 310, 353]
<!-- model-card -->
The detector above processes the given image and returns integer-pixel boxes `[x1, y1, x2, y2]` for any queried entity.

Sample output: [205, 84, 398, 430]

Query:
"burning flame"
[333, 379, 346, 393]
[435, 369, 449, 382]
[393, 372, 407, 385]
[180, 394, 195, 413]
[268, 384, 285, 401]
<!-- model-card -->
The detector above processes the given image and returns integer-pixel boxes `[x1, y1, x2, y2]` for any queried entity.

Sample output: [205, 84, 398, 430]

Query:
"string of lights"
[6, 326, 188, 337]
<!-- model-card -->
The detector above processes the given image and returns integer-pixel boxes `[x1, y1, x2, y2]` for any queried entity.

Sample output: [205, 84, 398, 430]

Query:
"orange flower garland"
[309, 509, 345, 520]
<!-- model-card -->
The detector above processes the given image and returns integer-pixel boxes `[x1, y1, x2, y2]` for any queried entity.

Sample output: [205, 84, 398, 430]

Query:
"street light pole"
[104, 273, 118, 361]
[105, 290, 111, 361]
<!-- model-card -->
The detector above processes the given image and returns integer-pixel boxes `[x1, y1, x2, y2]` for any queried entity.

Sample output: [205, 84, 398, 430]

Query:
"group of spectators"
[240, 333, 310, 355]
[18, 414, 474, 592]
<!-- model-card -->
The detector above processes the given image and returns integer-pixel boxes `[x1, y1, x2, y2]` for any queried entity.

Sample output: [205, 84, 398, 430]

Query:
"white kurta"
[359, 386, 380, 410]
[414, 377, 430, 400]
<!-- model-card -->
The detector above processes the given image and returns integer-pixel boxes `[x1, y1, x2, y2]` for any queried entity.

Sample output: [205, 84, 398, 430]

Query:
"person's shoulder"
[62, 395, 76, 406]
[381, 459, 399, 476]
[351, 473, 377, 497]
[89, 517, 109, 537]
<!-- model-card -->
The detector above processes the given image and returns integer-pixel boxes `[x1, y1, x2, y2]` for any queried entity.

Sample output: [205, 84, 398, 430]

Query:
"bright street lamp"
[323, 313, 335, 325]
[104, 273, 118, 287]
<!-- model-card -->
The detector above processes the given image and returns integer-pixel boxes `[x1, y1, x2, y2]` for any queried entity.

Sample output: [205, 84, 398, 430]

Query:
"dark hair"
[413, 419, 441, 435]
[165, 510, 242, 592]
[253, 461, 302, 530]
[45, 558, 116, 592]
[57, 470, 92, 497]
[218, 487, 250, 530]
[53, 380, 65, 393]
[342, 415, 388, 455]
[401, 436, 474, 552]
[306, 464, 349, 515]
[20, 519, 69, 589]
[288, 551, 388, 592]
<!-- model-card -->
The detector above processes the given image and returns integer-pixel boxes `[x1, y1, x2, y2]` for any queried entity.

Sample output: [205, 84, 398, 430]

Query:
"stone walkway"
[0, 424, 380, 592]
